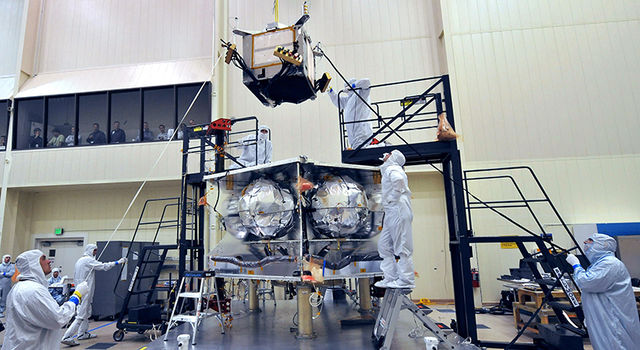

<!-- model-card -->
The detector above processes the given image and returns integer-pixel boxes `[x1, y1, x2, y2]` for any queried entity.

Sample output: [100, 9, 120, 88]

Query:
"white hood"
[84, 243, 97, 258]
[258, 125, 270, 140]
[381, 149, 406, 174]
[2, 254, 10, 266]
[16, 249, 48, 287]
[584, 233, 616, 263]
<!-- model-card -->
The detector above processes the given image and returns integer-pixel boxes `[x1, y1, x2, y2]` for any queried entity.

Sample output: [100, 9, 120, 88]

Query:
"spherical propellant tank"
[235, 178, 295, 239]
[310, 175, 370, 238]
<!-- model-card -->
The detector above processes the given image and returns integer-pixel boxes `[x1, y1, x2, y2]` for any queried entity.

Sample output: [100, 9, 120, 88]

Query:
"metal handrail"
[336, 75, 449, 156]
[464, 166, 583, 256]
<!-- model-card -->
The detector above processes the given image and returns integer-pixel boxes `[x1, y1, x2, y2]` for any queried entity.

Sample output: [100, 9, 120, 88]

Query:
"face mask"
[584, 242, 593, 253]
[258, 132, 268, 141]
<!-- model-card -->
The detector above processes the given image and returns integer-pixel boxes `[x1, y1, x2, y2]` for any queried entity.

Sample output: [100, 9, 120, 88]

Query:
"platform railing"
[336, 75, 452, 156]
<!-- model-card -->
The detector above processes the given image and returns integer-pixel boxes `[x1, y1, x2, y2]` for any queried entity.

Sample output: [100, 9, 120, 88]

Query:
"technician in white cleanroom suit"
[61, 244, 126, 346]
[374, 150, 415, 289]
[566, 233, 640, 350]
[0, 254, 15, 315]
[2, 249, 89, 350]
[328, 78, 375, 150]
[230, 125, 272, 169]
[48, 267, 62, 285]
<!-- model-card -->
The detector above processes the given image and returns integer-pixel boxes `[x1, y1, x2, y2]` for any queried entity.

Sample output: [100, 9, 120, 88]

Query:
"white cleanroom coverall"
[48, 268, 62, 285]
[230, 125, 273, 169]
[62, 244, 123, 341]
[569, 233, 640, 350]
[376, 150, 415, 288]
[328, 78, 375, 150]
[0, 254, 15, 313]
[2, 250, 79, 350]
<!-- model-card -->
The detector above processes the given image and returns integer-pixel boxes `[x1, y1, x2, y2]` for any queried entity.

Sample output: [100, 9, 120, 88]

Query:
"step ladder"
[164, 270, 225, 345]
[372, 288, 481, 350]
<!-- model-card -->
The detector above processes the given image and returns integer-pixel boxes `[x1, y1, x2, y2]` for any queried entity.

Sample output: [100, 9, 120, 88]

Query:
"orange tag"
[248, 270, 255, 275]
[360, 268, 366, 273]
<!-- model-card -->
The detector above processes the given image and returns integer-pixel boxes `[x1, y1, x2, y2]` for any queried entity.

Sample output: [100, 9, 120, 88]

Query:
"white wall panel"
[0, 0, 24, 77]
[444, 1, 640, 162]
[8, 142, 182, 188]
[37, 0, 213, 73]
[27, 182, 181, 247]
[0, 77, 16, 100]
[443, 0, 640, 302]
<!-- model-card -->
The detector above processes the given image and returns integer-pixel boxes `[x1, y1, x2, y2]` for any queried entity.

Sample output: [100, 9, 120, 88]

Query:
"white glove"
[566, 254, 580, 268]
[117, 257, 127, 265]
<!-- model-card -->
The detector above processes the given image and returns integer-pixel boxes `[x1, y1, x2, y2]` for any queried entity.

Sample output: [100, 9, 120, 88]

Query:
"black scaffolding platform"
[336, 74, 586, 349]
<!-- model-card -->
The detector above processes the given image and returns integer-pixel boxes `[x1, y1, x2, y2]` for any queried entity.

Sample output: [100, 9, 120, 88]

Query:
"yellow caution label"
[500, 242, 518, 249]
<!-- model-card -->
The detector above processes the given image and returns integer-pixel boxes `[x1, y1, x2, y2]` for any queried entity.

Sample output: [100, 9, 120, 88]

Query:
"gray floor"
[148, 299, 427, 350]
[1, 300, 592, 349]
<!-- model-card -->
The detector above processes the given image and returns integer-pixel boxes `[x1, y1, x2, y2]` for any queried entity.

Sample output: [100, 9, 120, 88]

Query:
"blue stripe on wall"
[596, 223, 640, 236]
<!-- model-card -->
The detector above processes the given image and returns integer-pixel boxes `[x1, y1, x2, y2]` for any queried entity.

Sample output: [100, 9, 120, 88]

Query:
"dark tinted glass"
[177, 84, 210, 129]
[78, 93, 108, 145]
[0, 101, 7, 150]
[16, 98, 44, 149]
[143, 87, 175, 142]
[46, 96, 74, 148]
[111, 90, 141, 143]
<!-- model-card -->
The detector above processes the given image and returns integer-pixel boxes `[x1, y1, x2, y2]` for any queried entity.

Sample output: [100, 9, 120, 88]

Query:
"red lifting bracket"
[208, 118, 232, 133]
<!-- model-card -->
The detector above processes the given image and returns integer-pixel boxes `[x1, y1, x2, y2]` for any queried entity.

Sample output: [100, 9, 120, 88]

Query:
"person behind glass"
[0, 135, 6, 151]
[87, 123, 106, 145]
[110, 121, 126, 144]
[47, 128, 65, 148]
[176, 119, 196, 140]
[29, 128, 43, 148]
[139, 122, 154, 142]
[65, 126, 80, 146]
[157, 124, 169, 141]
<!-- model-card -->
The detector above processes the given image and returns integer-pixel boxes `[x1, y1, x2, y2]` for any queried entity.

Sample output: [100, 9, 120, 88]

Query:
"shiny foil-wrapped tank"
[310, 175, 369, 238]
[207, 157, 384, 281]
[237, 178, 295, 239]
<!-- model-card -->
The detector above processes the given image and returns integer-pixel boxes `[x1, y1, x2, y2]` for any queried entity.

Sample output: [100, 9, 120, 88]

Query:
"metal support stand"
[340, 278, 376, 327]
[248, 279, 260, 312]
[296, 284, 315, 339]
[358, 278, 372, 313]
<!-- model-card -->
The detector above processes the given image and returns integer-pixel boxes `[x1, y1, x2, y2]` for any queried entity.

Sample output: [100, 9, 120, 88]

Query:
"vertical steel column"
[358, 278, 372, 312]
[213, 128, 226, 293]
[248, 280, 259, 312]
[296, 284, 314, 338]
[444, 149, 477, 341]
[179, 126, 189, 280]
[214, 129, 225, 173]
